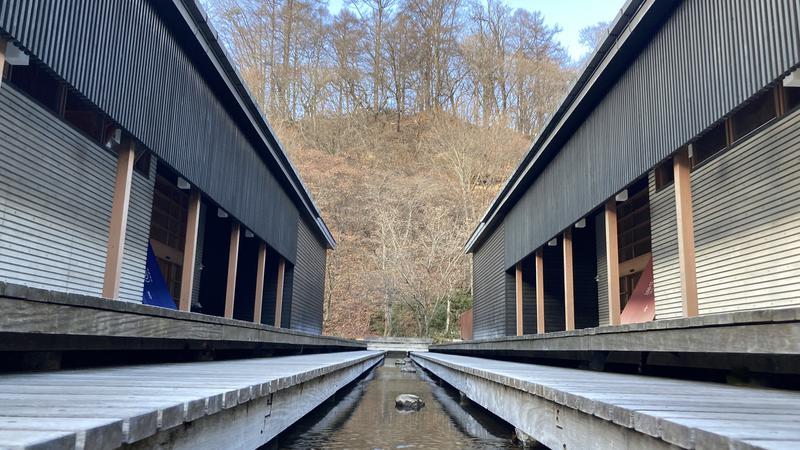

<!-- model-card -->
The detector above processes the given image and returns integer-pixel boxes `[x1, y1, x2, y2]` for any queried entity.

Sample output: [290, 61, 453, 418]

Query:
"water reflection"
[274, 356, 515, 449]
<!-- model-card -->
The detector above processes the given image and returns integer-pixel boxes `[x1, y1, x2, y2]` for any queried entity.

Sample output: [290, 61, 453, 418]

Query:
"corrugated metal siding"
[503, 0, 800, 269]
[542, 244, 565, 333]
[290, 218, 327, 334]
[595, 213, 609, 326]
[693, 110, 800, 314]
[118, 156, 157, 302]
[281, 264, 294, 329]
[521, 258, 537, 335]
[0, 85, 150, 301]
[648, 171, 683, 319]
[0, 0, 301, 262]
[472, 223, 510, 339]
[572, 225, 599, 329]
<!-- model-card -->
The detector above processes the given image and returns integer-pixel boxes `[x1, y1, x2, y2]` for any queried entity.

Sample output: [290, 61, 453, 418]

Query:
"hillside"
[201, 0, 597, 338]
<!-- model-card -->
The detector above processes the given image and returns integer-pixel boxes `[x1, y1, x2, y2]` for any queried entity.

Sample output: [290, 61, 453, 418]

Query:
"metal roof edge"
[171, 0, 336, 249]
[464, 0, 659, 254]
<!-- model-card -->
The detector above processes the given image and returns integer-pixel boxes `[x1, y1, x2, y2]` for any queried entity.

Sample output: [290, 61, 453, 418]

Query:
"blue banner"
[142, 243, 178, 309]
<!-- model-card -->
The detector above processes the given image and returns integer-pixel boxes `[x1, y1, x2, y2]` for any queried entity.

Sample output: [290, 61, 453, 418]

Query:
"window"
[134, 149, 152, 177]
[654, 156, 674, 191]
[64, 89, 103, 142]
[785, 86, 800, 113]
[730, 88, 777, 142]
[6, 63, 61, 112]
[691, 121, 727, 168]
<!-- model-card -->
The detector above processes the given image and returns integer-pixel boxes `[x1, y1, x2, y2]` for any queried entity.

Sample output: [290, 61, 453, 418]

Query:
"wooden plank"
[224, 223, 241, 319]
[274, 257, 286, 327]
[515, 262, 523, 336]
[0, 352, 383, 450]
[604, 199, 621, 326]
[413, 352, 800, 450]
[253, 242, 267, 324]
[535, 248, 545, 334]
[563, 229, 575, 331]
[0, 430, 76, 450]
[673, 148, 698, 317]
[179, 189, 201, 312]
[102, 141, 135, 300]
[0, 286, 367, 352]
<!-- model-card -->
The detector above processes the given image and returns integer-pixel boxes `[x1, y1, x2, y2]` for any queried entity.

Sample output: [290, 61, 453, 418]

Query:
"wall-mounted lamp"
[217, 208, 229, 218]
[547, 238, 558, 247]
[615, 190, 628, 202]
[177, 177, 191, 190]
[575, 218, 587, 229]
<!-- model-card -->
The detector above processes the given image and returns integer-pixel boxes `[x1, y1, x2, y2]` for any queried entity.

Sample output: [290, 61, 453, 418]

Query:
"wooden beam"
[253, 242, 267, 324]
[673, 148, 699, 317]
[563, 229, 575, 331]
[102, 141, 135, 299]
[535, 248, 545, 334]
[0, 38, 6, 88]
[224, 223, 240, 319]
[178, 189, 201, 312]
[515, 262, 523, 336]
[605, 199, 621, 326]
[274, 257, 286, 327]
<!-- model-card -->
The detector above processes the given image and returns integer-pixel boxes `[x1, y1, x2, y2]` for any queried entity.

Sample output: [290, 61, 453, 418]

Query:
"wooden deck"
[434, 307, 800, 373]
[412, 352, 800, 450]
[0, 350, 383, 450]
[0, 281, 362, 354]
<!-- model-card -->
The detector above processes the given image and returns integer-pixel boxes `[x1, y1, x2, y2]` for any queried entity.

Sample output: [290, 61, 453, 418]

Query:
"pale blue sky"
[327, 0, 626, 61]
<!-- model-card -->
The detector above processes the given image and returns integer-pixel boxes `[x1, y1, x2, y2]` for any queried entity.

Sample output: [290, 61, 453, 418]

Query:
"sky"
[326, 0, 627, 61]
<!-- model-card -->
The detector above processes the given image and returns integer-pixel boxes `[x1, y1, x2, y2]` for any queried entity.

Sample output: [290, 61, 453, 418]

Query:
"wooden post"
[253, 242, 267, 324]
[605, 199, 621, 326]
[515, 262, 523, 336]
[535, 248, 545, 334]
[178, 189, 201, 312]
[102, 141, 135, 299]
[0, 38, 6, 88]
[563, 229, 575, 331]
[224, 222, 240, 319]
[673, 148, 699, 317]
[274, 257, 286, 327]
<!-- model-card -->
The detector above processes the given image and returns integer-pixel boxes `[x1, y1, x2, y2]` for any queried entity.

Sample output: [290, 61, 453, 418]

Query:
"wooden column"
[253, 242, 267, 324]
[178, 189, 201, 311]
[563, 229, 575, 331]
[274, 257, 286, 327]
[515, 262, 523, 336]
[224, 223, 240, 319]
[673, 148, 699, 317]
[604, 199, 621, 326]
[0, 38, 6, 88]
[102, 141, 135, 299]
[535, 248, 545, 334]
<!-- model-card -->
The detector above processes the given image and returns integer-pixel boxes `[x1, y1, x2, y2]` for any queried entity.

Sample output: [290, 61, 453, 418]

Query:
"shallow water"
[274, 356, 516, 449]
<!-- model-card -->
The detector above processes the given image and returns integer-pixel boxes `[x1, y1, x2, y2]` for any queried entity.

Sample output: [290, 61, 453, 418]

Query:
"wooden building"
[0, 0, 334, 334]
[465, 0, 800, 339]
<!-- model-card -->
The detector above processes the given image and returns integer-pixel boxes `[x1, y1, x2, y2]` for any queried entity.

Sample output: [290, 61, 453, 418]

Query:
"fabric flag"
[620, 256, 655, 324]
[142, 243, 178, 309]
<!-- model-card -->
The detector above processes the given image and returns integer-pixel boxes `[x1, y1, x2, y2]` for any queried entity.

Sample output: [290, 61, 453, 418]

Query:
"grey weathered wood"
[0, 351, 384, 450]
[431, 305, 800, 355]
[412, 352, 800, 450]
[0, 283, 364, 352]
[0, 418, 121, 450]
[0, 429, 76, 450]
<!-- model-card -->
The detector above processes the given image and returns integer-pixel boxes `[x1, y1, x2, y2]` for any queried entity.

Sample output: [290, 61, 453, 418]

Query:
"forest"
[202, 0, 607, 339]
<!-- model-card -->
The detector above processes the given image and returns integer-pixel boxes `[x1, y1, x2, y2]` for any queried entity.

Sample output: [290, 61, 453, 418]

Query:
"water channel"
[272, 355, 518, 449]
